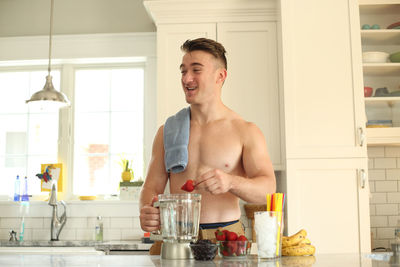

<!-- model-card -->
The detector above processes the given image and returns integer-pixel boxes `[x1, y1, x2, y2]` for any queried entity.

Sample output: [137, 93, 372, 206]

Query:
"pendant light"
[26, 0, 70, 108]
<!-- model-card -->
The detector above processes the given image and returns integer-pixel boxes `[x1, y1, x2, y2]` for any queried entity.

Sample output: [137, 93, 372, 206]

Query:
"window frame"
[0, 33, 157, 201]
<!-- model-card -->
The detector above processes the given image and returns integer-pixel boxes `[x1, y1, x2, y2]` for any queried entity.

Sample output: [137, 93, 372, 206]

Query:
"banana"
[282, 229, 307, 248]
[282, 244, 316, 256]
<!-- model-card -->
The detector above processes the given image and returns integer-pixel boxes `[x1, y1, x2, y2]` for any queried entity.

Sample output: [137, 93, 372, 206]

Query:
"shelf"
[363, 63, 400, 76]
[359, 3, 400, 13]
[367, 127, 400, 145]
[365, 96, 400, 107]
[361, 29, 400, 45]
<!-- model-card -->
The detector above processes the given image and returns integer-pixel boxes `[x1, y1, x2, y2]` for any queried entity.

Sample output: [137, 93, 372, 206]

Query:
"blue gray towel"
[163, 107, 190, 173]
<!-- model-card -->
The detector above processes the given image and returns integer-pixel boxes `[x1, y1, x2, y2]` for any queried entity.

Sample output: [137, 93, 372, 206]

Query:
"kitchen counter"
[0, 253, 396, 267]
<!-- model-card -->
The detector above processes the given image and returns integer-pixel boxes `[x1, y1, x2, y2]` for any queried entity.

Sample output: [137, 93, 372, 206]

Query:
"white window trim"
[0, 33, 157, 203]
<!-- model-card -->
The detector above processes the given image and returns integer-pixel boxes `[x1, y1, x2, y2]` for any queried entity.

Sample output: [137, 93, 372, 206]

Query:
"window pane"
[75, 70, 110, 112]
[0, 70, 60, 196]
[73, 67, 144, 195]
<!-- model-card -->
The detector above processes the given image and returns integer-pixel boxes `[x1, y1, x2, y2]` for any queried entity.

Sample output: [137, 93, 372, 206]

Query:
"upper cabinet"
[358, 1, 400, 145]
[279, 0, 367, 159]
[144, 0, 283, 169]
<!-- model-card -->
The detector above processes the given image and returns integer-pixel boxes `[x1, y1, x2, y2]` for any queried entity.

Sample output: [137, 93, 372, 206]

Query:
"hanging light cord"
[48, 0, 54, 75]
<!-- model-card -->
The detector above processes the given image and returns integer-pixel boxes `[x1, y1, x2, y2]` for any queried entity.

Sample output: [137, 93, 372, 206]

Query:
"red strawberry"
[181, 179, 195, 192]
[237, 235, 247, 241]
[222, 250, 229, 257]
[227, 241, 238, 255]
[215, 229, 226, 241]
[226, 231, 238, 241]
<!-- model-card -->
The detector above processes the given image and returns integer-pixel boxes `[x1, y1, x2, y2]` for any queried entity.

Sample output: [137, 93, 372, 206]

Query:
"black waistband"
[199, 220, 239, 230]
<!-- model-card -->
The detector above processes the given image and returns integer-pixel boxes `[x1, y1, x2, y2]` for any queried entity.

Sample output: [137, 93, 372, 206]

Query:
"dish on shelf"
[362, 51, 389, 63]
[366, 120, 392, 128]
[390, 51, 400, 63]
[387, 21, 400, 29]
[364, 86, 373, 97]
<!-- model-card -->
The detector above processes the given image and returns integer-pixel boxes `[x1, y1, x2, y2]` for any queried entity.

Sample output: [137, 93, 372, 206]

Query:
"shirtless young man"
[139, 38, 276, 238]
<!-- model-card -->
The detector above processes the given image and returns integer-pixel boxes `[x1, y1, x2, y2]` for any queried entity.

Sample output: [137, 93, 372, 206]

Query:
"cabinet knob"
[359, 169, 367, 189]
[358, 127, 365, 147]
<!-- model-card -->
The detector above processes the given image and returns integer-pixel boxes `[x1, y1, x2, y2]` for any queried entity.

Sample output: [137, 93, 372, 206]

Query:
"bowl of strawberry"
[215, 229, 251, 258]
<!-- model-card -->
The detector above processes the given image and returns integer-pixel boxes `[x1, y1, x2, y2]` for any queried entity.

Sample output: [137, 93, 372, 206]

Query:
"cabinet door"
[156, 24, 216, 126]
[218, 22, 282, 169]
[285, 158, 371, 253]
[280, 0, 366, 159]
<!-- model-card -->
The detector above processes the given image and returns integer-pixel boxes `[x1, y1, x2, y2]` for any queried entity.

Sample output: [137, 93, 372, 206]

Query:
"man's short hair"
[181, 38, 227, 70]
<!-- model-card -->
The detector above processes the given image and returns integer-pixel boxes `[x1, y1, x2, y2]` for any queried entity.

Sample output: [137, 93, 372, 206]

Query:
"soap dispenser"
[95, 216, 103, 242]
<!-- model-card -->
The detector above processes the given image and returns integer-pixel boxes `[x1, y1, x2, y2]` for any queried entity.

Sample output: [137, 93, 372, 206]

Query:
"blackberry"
[190, 239, 218, 261]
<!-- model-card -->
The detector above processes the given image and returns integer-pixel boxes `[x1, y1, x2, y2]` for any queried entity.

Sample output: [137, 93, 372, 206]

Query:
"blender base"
[161, 241, 193, 259]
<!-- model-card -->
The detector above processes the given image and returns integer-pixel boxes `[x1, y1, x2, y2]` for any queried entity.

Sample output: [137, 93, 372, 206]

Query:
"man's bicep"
[242, 124, 274, 178]
[143, 126, 169, 197]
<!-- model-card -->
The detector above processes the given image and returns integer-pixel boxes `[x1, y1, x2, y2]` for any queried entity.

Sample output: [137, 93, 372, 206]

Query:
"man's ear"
[217, 68, 227, 84]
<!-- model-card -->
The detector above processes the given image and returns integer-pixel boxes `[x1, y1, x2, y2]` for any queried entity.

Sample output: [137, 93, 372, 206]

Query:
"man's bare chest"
[187, 125, 243, 173]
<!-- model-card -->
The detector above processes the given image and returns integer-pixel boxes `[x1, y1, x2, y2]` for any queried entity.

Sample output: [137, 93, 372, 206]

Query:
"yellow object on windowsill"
[79, 196, 97, 201]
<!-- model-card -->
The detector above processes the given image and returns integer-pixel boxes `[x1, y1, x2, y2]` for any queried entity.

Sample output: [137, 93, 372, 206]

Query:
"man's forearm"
[229, 175, 276, 203]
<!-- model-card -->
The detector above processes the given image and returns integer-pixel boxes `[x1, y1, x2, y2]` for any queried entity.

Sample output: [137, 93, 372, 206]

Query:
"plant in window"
[120, 158, 134, 182]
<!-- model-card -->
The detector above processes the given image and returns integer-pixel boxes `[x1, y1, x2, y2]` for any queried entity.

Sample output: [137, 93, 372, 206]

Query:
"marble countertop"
[0, 253, 396, 267]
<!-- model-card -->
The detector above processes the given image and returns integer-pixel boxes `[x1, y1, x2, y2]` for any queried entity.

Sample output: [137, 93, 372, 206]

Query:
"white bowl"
[362, 51, 389, 63]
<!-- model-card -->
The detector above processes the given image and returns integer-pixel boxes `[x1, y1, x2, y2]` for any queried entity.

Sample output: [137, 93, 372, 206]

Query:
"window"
[73, 67, 144, 196]
[0, 70, 60, 196]
[0, 63, 145, 198]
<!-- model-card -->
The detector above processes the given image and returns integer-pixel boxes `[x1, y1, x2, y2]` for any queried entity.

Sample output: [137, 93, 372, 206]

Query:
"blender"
[151, 193, 201, 259]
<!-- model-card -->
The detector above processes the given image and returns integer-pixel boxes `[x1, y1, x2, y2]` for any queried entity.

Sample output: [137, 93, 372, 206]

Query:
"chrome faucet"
[48, 181, 67, 241]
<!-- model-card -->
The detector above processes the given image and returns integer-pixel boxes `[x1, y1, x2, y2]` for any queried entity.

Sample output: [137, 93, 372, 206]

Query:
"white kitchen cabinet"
[285, 158, 370, 254]
[359, 2, 400, 145]
[279, 0, 371, 253]
[144, 0, 283, 169]
[279, 0, 367, 159]
[217, 22, 282, 169]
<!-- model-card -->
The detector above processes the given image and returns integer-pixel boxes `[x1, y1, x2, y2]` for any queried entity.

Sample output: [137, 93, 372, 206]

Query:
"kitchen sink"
[0, 240, 103, 255]
[0, 246, 104, 255]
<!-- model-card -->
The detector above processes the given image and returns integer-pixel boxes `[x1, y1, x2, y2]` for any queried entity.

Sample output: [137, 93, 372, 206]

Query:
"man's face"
[180, 50, 224, 105]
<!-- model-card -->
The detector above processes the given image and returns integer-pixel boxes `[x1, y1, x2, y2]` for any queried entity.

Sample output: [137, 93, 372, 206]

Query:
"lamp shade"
[26, 75, 70, 108]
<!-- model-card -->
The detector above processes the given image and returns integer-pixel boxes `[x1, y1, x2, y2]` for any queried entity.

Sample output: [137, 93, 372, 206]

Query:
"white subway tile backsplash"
[32, 229, 50, 241]
[370, 204, 376, 216]
[59, 229, 76, 241]
[385, 147, 400, 157]
[88, 217, 110, 229]
[387, 169, 400, 180]
[371, 193, 387, 204]
[110, 218, 133, 228]
[377, 228, 395, 239]
[375, 158, 397, 169]
[76, 229, 94, 240]
[65, 217, 88, 229]
[24, 218, 44, 229]
[388, 193, 400, 203]
[368, 158, 374, 169]
[375, 204, 398, 215]
[369, 170, 386, 181]
[121, 229, 144, 240]
[370, 216, 388, 227]
[370, 181, 375, 193]
[0, 218, 20, 229]
[388, 216, 400, 227]
[376, 181, 398, 192]
[368, 146, 385, 158]
[369, 146, 400, 250]
[104, 229, 121, 241]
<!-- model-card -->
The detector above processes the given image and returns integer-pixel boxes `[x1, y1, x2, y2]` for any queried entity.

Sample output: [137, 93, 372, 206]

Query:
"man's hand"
[195, 169, 233, 195]
[139, 195, 160, 232]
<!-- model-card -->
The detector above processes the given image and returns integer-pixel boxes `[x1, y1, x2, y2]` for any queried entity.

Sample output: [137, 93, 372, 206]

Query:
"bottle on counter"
[95, 216, 103, 242]
[13, 175, 20, 202]
[396, 219, 400, 242]
[20, 176, 29, 202]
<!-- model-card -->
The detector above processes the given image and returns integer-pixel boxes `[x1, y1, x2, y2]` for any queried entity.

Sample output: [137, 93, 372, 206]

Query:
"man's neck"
[190, 101, 228, 125]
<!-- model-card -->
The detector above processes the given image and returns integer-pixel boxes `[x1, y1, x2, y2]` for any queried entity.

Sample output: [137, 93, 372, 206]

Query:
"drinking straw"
[276, 193, 283, 256]
[267, 194, 271, 211]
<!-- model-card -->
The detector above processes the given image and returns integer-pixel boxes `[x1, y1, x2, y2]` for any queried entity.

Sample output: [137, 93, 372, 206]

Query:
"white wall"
[0, 0, 155, 37]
